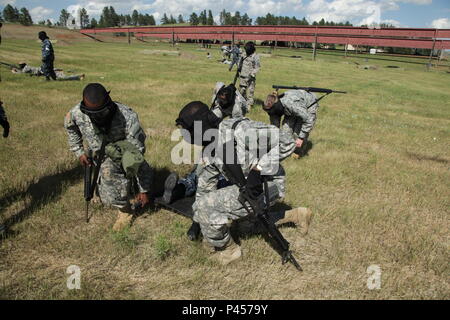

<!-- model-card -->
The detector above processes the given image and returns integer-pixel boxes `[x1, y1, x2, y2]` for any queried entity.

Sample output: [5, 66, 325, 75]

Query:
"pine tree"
[178, 14, 184, 24]
[207, 10, 214, 25]
[90, 18, 98, 28]
[19, 7, 33, 26]
[3, 4, 19, 22]
[59, 9, 70, 27]
[132, 10, 139, 26]
[189, 12, 199, 26]
[161, 13, 169, 25]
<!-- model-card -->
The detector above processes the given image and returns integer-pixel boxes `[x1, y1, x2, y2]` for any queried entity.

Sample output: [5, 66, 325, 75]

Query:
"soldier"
[175, 101, 313, 265]
[162, 82, 248, 205]
[263, 89, 318, 158]
[0, 101, 10, 138]
[64, 83, 153, 231]
[11, 62, 85, 81]
[238, 42, 260, 108]
[38, 31, 57, 81]
[228, 44, 241, 71]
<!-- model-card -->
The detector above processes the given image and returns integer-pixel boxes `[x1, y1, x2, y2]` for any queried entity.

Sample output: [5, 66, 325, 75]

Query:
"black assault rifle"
[222, 156, 302, 271]
[84, 143, 106, 223]
[0, 61, 20, 69]
[232, 56, 248, 86]
[273, 85, 346, 108]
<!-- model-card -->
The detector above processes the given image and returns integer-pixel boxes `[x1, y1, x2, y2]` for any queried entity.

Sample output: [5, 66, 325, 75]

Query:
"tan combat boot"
[211, 238, 242, 265]
[112, 211, 133, 232]
[277, 207, 313, 236]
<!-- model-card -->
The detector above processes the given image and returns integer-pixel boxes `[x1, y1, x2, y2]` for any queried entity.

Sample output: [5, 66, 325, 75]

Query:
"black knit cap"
[82, 83, 109, 107]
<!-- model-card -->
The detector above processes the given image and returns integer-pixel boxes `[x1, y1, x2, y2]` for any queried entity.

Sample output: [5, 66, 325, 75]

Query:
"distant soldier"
[0, 101, 10, 138]
[263, 89, 319, 158]
[11, 62, 85, 81]
[221, 45, 231, 62]
[228, 44, 241, 71]
[238, 42, 260, 108]
[38, 31, 57, 81]
[64, 83, 153, 231]
[176, 101, 313, 265]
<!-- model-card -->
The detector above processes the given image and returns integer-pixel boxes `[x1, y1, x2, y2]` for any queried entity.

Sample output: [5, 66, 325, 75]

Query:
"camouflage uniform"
[15, 64, 83, 80]
[192, 118, 296, 248]
[64, 102, 153, 209]
[277, 90, 319, 151]
[41, 38, 56, 80]
[238, 52, 260, 107]
[229, 46, 241, 71]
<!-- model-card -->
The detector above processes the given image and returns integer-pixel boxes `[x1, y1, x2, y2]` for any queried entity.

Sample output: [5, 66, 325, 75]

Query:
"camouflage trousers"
[193, 173, 285, 248]
[239, 76, 256, 107]
[97, 157, 153, 210]
[179, 164, 230, 197]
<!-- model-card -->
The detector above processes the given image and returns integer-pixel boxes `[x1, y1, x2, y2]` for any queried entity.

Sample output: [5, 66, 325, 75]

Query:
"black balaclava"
[244, 41, 255, 56]
[176, 101, 220, 146]
[38, 31, 48, 41]
[80, 83, 118, 130]
[217, 84, 236, 116]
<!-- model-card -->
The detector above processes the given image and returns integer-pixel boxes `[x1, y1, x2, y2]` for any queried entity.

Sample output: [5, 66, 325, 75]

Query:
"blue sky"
[1, 0, 449, 29]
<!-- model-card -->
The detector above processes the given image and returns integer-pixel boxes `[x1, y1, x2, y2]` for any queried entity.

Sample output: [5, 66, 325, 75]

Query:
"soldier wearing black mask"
[64, 83, 153, 232]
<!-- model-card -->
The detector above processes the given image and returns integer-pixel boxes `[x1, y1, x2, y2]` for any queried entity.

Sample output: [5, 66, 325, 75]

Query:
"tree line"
[1, 4, 33, 26]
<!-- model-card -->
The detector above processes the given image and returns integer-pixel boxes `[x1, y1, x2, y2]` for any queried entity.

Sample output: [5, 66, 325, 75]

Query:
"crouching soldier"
[263, 89, 319, 158]
[64, 83, 153, 231]
[175, 101, 313, 265]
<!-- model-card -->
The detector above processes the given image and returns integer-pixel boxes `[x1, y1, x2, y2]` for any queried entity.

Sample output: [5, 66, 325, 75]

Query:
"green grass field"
[0, 24, 449, 299]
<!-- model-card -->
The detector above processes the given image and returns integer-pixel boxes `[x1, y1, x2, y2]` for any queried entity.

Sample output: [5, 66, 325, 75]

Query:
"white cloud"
[0, 0, 16, 6]
[30, 6, 55, 22]
[397, 0, 432, 4]
[431, 18, 450, 29]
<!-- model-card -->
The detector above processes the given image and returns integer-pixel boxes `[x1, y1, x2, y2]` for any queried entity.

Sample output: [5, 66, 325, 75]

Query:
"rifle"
[0, 61, 20, 69]
[273, 85, 346, 109]
[221, 145, 302, 271]
[232, 56, 247, 86]
[84, 143, 106, 223]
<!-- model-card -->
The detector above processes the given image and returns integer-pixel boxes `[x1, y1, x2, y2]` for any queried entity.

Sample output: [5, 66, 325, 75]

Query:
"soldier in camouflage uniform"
[176, 101, 313, 265]
[12, 62, 85, 81]
[0, 101, 10, 138]
[64, 83, 153, 231]
[263, 89, 319, 158]
[163, 82, 249, 205]
[38, 31, 57, 81]
[228, 44, 241, 71]
[238, 42, 260, 108]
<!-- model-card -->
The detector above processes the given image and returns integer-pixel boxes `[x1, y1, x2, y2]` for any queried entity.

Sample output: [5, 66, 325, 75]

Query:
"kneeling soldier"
[64, 83, 153, 231]
[175, 101, 313, 265]
[263, 89, 319, 158]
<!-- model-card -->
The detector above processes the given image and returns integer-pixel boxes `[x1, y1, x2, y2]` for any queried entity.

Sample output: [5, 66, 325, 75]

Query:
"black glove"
[0, 119, 9, 138]
[245, 169, 263, 200]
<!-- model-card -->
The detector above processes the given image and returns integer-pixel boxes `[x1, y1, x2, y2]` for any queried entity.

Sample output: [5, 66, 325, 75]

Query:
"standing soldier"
[38, 31, 57, 81]
[238, 42, 260, 108]
[263, 89, 318, 158]
[175, 101, 313, 265]
[0, 101, 10, 138]
[64, 83, 153, 231]
[228, 44, 241, 71]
